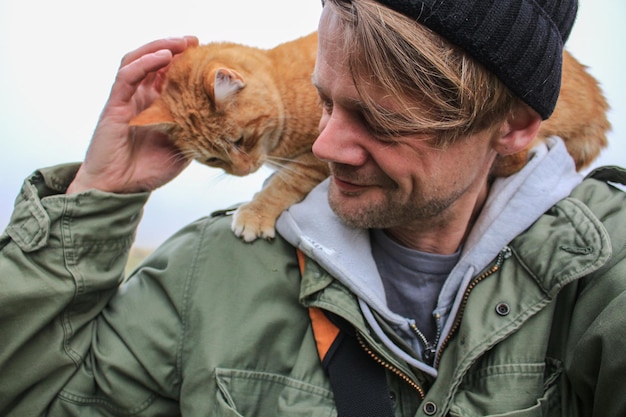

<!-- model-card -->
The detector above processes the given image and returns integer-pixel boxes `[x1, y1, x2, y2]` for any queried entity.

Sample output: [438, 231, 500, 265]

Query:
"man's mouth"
[332, 176, 370, 193]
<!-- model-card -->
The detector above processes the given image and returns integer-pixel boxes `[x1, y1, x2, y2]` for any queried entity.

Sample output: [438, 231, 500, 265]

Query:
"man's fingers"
[119, 36, 198, 68]
[109, 49, 173, 107]
[107, 36, 199, 110]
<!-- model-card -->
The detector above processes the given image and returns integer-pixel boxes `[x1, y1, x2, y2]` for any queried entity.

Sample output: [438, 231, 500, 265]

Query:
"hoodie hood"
[276, 137, 582, 375]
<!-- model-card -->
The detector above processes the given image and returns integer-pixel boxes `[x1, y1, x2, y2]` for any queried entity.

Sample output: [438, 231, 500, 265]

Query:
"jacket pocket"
[213, 367, 337, 417]
[448, 359, 562, 417]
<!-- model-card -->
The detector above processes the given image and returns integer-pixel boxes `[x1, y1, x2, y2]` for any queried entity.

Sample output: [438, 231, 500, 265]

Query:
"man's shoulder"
[571, 166, 626, 222]
[151, 207, 298, 278]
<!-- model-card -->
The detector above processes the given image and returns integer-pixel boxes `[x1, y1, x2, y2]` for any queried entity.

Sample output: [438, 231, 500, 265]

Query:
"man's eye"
[319, 98, 333, 114]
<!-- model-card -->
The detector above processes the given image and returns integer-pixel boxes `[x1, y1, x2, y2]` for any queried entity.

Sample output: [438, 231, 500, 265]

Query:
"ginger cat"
[130, 33, 328, 242]
[131, 32, 609, 242]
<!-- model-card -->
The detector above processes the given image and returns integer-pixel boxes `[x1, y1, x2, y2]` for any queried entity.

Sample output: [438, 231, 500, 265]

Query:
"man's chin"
[328, 195, 380, 229]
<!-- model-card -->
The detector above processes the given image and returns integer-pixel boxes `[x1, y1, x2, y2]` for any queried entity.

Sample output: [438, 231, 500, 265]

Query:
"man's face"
[312, 5, 499, 250]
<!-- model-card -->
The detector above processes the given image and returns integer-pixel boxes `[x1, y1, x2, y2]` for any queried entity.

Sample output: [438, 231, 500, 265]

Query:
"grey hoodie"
[276, 137, 582, 377]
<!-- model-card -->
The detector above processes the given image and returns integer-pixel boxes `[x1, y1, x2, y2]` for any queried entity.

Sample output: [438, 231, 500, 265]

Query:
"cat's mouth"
[200, 155, 262, 176]
[229, 166, 254, 176]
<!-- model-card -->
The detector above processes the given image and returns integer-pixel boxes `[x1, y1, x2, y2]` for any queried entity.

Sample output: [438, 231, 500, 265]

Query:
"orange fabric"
[297, 249, 340, 361]
[309, 307, 340, 361]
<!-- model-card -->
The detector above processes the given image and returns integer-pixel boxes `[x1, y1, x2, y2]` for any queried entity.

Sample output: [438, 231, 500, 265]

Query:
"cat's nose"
[229, 161, 254, 176]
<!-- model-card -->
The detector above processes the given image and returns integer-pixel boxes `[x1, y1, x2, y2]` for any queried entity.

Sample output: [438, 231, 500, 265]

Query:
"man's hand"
[67, 36, 199, 194]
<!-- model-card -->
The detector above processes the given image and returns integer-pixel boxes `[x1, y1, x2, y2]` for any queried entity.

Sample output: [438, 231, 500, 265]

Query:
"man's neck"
[384, 180, 491, 254]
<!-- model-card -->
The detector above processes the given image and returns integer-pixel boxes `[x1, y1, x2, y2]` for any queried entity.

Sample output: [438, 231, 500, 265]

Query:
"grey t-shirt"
[370, 228, 460, 344]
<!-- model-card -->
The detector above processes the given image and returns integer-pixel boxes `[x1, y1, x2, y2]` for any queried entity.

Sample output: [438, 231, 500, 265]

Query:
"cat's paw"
[231, 204, 277, 243]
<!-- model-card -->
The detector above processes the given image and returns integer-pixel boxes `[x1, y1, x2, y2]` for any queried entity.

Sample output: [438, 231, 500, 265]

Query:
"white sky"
[1, 0, 624, 248]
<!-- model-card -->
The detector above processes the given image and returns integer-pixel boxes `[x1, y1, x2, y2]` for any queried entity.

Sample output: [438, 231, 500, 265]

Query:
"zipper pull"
[495, 246, 512, 265]
[423, 346, 437, 364]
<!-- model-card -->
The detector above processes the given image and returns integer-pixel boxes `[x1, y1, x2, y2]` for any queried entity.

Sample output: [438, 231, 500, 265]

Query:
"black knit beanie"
[373, 0, 578, 119]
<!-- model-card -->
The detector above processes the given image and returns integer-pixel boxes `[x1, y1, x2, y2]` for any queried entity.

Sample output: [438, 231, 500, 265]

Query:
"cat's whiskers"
[205, 170, 231, 187]
[264, 156, 321, 180]
[231, 143, 252, 158]
[166, 149, 194, 167]
[216, 141, 233, 163]
[178, 148, 199, 159]
[176, 148, 207, 165]
[265, 155, 316, 167]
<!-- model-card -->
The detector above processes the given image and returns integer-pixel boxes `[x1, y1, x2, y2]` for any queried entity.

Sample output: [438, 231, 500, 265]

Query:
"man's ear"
[492, 104, 542, 156]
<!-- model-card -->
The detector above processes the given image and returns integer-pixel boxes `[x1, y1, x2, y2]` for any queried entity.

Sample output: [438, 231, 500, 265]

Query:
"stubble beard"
[327, 182, 459, 230]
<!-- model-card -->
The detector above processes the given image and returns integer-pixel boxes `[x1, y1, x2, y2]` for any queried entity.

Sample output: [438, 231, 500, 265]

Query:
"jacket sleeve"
[0, 163, 168, 416]
[565, 173, 626, 417]
[566, 268, 626, 417]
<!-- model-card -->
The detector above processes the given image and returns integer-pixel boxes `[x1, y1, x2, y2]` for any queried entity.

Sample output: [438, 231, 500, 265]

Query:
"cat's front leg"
[231, 200, 278, 242]
[231, 153, 328, 242]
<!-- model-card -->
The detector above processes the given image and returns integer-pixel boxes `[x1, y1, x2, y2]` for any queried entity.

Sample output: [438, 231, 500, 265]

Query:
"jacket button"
[423, 401, 437, 415]
[495, 302, 511, 316]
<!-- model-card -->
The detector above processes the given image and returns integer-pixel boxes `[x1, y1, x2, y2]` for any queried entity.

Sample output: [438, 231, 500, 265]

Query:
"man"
[1, 0, 625, 416]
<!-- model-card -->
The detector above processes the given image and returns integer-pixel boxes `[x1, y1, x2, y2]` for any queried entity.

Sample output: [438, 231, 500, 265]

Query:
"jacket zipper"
[356, 332, 426, 400]
[409, 314, 441, 365]
[435, 246, 512, 367]
[352, 246, 511, 400]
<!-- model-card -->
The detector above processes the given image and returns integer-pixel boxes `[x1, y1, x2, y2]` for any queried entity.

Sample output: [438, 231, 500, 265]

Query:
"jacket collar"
[510, 194, 612, 298]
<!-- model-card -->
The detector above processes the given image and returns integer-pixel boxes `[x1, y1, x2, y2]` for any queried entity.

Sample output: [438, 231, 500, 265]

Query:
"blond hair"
[324, 0, 521, 146]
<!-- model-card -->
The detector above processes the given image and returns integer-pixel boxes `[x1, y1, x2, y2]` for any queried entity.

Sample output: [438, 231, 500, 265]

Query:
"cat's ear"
[207, 68, 245, 110]
[129, 99, 176, 132]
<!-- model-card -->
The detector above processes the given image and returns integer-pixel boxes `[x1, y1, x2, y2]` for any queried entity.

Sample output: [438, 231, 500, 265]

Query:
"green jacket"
[1, 160, 626, 417]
